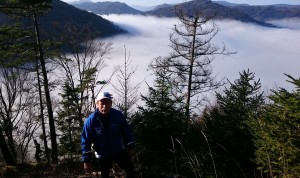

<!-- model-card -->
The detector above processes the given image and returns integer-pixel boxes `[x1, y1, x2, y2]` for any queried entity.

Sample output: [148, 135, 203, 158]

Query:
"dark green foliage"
[56, 82, 82, 161]
[19, 0, 51, 4]
[0, 24, 34, 68]
[203, 69, 264, 177]
[0, 0, 60, 164]
[178, 117, 220, 178]
[0, 0, 51, 16]
[250, 74, 300, 177]
[131, 58, 187, 175]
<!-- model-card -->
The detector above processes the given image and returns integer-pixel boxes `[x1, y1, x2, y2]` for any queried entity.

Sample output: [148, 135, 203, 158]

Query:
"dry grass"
[0, 161, 130, 178]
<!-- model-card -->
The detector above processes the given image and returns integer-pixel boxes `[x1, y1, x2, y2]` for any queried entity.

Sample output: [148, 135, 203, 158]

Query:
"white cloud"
[98, 14, 300, 100]
[268, 18, 300, 30]
[212, 20, 300, 91]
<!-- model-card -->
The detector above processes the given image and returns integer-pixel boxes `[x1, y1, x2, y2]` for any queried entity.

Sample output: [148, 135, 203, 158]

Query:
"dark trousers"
[99, 151, 135, 178]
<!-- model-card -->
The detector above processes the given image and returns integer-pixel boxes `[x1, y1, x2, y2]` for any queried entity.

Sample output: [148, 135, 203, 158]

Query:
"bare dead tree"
[52, 23, 119, 159]
[153, 5, 235, 120]
[15, 101, 40, 163]
[0, 67, 34, 163]
[54, 23, 116, 126]
[112, 46, 142, 120]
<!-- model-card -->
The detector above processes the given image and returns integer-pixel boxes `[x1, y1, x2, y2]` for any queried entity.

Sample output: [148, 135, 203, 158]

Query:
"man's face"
[97, 99, 112, 115]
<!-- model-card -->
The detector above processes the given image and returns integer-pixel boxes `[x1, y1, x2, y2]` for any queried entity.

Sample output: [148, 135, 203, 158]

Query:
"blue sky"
[62, 0, 300, 6]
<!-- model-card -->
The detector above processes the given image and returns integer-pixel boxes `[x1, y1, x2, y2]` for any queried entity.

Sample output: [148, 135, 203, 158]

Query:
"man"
[81, 91, 136, 178]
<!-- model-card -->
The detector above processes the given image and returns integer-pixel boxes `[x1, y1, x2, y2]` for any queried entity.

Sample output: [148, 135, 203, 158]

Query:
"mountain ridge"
[231, 4, 300, 21]
[71, 1, 143, 15]
[144, 0, 276, 27]
[0, 0, 126, 39]
[71, 0, 300, 27]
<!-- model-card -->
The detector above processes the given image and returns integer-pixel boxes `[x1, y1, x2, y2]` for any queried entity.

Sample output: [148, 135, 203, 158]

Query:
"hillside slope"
[0, 0, 126, 38]
[71, 1, 143, 15]
[145, 0, 275, 27]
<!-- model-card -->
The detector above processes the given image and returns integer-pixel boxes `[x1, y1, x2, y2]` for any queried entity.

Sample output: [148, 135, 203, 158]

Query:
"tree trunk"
[0, 126, 16, 165]
[185, 17, 198, 120]
[32, 13, 58, 164]
[35, 57, 50, 163]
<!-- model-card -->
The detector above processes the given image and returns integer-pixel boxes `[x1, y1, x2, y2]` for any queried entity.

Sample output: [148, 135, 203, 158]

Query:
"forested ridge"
[0, 0, 299, 178]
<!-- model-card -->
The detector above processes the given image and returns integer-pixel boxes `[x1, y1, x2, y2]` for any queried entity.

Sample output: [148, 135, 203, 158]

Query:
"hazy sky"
[62, 0, 300, 6]
[93, 15, 300, 102]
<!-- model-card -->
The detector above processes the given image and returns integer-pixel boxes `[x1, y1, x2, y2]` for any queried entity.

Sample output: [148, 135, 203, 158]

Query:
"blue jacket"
[81, 108, 135, 162]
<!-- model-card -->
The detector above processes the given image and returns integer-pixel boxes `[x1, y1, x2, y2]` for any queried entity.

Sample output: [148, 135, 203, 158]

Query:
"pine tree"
[0, 24, 34, 67]
[131, 57, 187, 175]
[112, 47, 141, 121]
[0, 20, 36, 165]
[250, 74, 300, 177]
[203, 69, 264, 177]
[56, 82, 81, 161]
[0, 0, 59, 164]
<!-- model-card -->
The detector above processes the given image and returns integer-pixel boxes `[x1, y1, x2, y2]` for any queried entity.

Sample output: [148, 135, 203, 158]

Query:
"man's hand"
[84, 162, 92, 173]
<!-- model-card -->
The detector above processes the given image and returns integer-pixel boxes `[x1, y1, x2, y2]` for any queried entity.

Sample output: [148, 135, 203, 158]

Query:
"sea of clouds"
[98, 14, 300, 102]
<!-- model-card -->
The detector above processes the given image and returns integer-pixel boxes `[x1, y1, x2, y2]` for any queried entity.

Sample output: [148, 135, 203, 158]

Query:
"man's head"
[95, 92, 113, 115]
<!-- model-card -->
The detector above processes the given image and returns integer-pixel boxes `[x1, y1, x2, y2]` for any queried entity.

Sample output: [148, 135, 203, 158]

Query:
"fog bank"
[99, 14, 300, 99]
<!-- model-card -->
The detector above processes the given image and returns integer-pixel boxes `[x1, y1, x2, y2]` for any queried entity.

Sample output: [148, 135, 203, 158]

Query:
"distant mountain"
[154, 3, 173, 10]
[273, 4, 300, 8]
[63, 0, 300, 29]
[70, 0, 92, 4]
[131, 5, 155, 12]
[213, 1, 300, 21]
[232, 5, 300, 21]
[0, 0, 126, 38]
[71, 1, 143, 15]
[144, 0, 275, 27]
[213, 1, 249, 7]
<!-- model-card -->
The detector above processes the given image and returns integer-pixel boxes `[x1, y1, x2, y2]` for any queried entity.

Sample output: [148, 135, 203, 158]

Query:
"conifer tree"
[203, 69, 264, 177]
[0, 20, 36, 165]
[131, 57, 187, 175]
[0, 0, 59, 164]
[250, 74, 300, 177]
[112, 47, 141, 120]
[56, 82, 81, 160]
